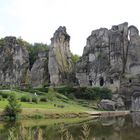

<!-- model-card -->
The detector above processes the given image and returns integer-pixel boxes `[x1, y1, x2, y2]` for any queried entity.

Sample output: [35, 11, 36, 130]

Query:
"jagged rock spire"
[48, 26, 73, 85]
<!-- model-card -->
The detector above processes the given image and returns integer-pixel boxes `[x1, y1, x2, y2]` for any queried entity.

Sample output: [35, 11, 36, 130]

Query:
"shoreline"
[0, 108, 130, 120]
[86, 110, 130, 117]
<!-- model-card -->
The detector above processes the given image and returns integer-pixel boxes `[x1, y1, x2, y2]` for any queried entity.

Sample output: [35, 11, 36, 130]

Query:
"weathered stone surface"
[112, 94, 125, 110]
[76, 22, 129, 89]
[0, 37, 30, 87]
[31, 51, 49, 87]
[131, 112, 140, 126]
[48, 26, 73, 85]
[131, 91, 140, 111]
[99, 99, 116, 111]
[98, 95, 125, 111]
[76, 22, 140, 110]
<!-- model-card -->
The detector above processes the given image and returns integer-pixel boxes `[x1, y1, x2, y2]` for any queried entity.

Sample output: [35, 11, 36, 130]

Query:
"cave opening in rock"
[89, 80, 92, 86]
[99, 77, 104, 86]
[129, 79, 132, 83]
[110, 79, 114, 84]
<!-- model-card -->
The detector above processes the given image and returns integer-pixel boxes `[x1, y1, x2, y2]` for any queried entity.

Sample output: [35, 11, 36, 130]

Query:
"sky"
[0, 0, 140, 55]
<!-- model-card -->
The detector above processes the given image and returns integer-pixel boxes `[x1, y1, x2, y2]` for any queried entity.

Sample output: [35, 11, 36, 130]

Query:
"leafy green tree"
[28, 43, 49, 69]
[5, 93, 21, 120]
[71, 54, 80, 64]
[16, 37, 49, 70]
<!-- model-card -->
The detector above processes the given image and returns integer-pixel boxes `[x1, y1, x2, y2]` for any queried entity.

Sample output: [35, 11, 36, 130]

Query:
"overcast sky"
[0, 0, 140, 55]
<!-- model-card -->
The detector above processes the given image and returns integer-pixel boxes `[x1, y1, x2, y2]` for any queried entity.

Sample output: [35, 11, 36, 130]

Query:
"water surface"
[0, 113, 140, 140]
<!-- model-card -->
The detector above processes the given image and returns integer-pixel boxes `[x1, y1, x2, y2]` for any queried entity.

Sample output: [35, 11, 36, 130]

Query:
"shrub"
[0, 95, 3, 101]
[67, 94, 75, 100]
[54, 86, 77, 100]
[35, 87, 49, 93]
[46, 88, 56, 101]
[71, 54, 80, 64]
[28, 43, 49, 70]
[40, 96, 48, 102]
[93, 87, 112, 100]
[0, 91, 10, 98]
[55, 86, 112, 100]
[4, 93, 21, 120]
[32, 96, 40, 104]
[20, 95, 32, 102]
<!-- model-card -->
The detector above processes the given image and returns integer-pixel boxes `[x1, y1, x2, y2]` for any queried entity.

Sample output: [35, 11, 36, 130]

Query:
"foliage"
[4, 93, 21, 120]
[46, 87, 57, 101]
[17, 37, 31, 49]
[55, 86, 112, 100]
[40, 96, 48, 102]
[0, 38, 5, 46]
[0, 95, 3, 101]
[16, 37, 49, 70]
[20, 95, 32, 102]
[32, 96, 40, 104]
[71, 54, 80, 64]
[0, 91, 11, 98]
[28, 43, 49, 69]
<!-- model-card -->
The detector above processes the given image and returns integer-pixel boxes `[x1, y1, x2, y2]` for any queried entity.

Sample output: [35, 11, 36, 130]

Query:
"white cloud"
[1, 0, 140, 55]
[0, 25, 5, 33]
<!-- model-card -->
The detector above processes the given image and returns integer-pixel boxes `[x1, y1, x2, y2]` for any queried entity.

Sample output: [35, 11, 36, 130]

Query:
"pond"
[0, 113, 140, 140]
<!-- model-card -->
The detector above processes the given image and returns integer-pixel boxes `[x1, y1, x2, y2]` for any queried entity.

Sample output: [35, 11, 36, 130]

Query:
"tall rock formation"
[0, 37, 30, 87]
[48, 26, 73, 85]
[76, 22, 140, 110]
[76, 23, 128, 88]
[31, 51, 49, 87]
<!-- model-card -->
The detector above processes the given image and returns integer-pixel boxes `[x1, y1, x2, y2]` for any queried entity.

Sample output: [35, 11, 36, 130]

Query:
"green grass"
[0, 99, 91, 111]
[0, 100, 8, 108]
[0, 88, 94, 116]
[0, 97, 93, 116]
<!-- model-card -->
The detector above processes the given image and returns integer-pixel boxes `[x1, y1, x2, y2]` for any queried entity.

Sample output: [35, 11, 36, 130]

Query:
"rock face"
[76, 22, 129, 88]
[99, 95, 125, 111]
[48, 26, 73, 85]
[0, 27, 74, 88]
[112, 94, 125, 110]
[0, 37, 30, 87]
[131, 112, 140, 126]
[131, 92, 140, 111]
[76, 22, 140, 110]
[31, 51, 49, 87]
[99, 99, 116, 111]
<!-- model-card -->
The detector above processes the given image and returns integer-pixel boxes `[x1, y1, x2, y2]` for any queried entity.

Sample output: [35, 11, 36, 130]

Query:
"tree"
[17, 37, 49, 70]
[28, 43, 49, 69]
[5, 93, 22, 120]
[71, 54, 80, 64]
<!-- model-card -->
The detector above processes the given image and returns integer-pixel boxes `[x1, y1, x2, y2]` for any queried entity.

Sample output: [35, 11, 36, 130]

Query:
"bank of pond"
[0, 113, 140, 140]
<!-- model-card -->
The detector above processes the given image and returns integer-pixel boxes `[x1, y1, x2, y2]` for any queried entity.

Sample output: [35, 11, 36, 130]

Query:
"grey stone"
[31, 51, 49, 87]
[48, 26, 73, 85]
[131, 112, 140, 126]
[76, 22, 129, 88]
[0, 36, 30, 87]
[75, 22, 140, 110]
[112, 94, 125, 110]
[99, 99, 116, 111]
[131, 92, 140, 111]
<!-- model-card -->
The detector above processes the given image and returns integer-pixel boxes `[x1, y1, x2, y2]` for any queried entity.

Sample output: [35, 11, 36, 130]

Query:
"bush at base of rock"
[20, 95, 32, 102]
[55, 86, 112, 100]
[32, 97, 40, 104]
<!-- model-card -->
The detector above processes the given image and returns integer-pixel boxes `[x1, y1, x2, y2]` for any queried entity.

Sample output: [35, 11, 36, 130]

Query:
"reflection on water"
[0, 113, 140, 140]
